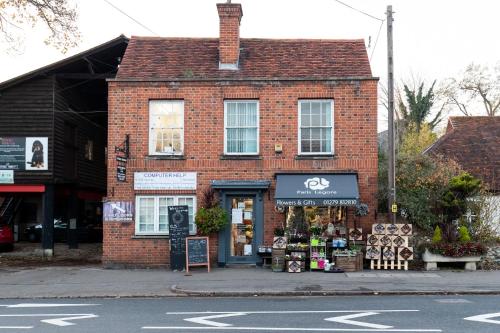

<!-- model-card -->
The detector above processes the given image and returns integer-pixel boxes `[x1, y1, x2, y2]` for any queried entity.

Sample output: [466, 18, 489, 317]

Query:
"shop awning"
[274, 173, 359, 206]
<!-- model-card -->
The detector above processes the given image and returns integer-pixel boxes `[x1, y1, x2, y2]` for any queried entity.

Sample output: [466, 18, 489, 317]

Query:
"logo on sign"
[304, 177, 330, 190]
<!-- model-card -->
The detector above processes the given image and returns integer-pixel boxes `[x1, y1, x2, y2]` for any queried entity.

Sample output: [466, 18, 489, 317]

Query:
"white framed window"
[149, 100, 184, 155]
[224, 100, 259, 155]
[298, 100, 334, 154]
[135, 195, 196, 235]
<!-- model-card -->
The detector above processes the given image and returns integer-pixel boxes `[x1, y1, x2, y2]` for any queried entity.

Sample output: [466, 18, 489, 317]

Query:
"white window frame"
[298, 99, 334, 155]
[224, 100, 260, 155]
[148, 100, 185, 156]
[135, 195, 197, 235]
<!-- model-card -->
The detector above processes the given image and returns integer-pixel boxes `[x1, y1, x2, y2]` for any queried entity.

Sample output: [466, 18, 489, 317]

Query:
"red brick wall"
[104, 79, 378, 267]
[217, 3, 242, 65]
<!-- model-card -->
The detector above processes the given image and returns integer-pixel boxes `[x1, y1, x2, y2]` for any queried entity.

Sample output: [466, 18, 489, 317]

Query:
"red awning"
[0, 185, 45, 193]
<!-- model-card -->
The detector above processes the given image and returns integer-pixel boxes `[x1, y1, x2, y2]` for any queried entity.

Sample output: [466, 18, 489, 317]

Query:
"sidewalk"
[0, 265, 499, 298]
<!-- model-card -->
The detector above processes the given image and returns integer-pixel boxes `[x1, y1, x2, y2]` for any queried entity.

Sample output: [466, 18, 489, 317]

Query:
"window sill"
[132, 234, 197, 239]
[295, 154, 335, 160]
[220, 155, 262, 160]
[132, 235, 170, 239]
[146, 155, 185, 160]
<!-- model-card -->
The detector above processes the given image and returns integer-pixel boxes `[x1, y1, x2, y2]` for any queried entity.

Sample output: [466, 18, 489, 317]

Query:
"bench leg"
[425, 262, 438, 271]
[464, 262, 477, 271]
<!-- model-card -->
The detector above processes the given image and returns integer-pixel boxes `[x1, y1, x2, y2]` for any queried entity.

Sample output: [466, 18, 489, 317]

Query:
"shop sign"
[0, 170, 14, 184]
[103, 201, 134, 222]
[117, 166, 126, 182]
[276, 198, 358, 207]
[134, 172, 197, 190]
[275, 173, 359, 207]
[0, 137, 48, 171]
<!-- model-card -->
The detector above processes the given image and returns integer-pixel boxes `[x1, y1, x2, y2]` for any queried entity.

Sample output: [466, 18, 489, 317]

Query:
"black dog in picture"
[26, 140, 44, 168]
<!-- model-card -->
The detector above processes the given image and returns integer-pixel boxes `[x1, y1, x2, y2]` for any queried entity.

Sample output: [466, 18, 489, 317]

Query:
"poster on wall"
[103, 201, 134, 222]
[25, 137, 48, 170]
[0, 137, 48, 170]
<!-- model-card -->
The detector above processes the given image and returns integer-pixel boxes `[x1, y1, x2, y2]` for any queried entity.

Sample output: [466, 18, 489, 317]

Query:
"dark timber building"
[0, 36, 128, 255]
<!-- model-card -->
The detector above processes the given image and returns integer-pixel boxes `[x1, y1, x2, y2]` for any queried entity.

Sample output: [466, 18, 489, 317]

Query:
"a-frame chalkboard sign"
[185, 236, 210, 273]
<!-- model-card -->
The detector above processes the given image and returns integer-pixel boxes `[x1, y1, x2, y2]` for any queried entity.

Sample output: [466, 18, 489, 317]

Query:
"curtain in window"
[226, 102, 258, 153]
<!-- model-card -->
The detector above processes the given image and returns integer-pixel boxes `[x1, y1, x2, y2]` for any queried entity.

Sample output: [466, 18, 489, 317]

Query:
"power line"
[370, 19, 385, 61]
[102, 0, 159, 36]
[332, 0, 384, 22]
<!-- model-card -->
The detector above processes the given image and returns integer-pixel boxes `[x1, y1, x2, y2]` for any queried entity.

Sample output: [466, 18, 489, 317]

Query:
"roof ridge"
[130, 36, 366, 43]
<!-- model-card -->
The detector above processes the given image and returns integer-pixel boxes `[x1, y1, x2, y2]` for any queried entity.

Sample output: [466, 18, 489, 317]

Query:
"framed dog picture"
[25, 137, 48, 171]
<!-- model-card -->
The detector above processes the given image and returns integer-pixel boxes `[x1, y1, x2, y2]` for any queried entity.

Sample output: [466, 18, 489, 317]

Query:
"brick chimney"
[217, 1, 243, 70]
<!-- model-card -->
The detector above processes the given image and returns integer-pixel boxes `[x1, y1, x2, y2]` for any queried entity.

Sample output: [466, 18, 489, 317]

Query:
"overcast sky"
[1, 0, 499, 132]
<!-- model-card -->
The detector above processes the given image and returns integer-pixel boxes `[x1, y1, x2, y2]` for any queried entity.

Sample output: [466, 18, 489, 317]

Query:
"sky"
[1, 0, 499, 132]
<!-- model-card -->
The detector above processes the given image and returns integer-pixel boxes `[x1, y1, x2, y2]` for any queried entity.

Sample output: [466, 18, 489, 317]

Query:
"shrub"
[274, 227, 285, 237]
[195, 206, 228, 236]
[458, 226, 471, 243]
[432, 225, 442, 244]
[426, 242, 487, 257]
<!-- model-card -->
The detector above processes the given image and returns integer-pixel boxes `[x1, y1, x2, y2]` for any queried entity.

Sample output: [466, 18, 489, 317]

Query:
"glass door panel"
[229, 197, 254, 259]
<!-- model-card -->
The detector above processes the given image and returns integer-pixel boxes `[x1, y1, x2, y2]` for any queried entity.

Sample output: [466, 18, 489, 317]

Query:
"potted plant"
[194, 187, 228, 236]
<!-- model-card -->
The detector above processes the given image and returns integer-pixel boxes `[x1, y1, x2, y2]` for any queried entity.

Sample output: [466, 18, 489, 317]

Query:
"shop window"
[149, 100, 184, 155]
[224, 100, 259, 154]
[285, 206, 347, 241]
[135, 195, 196, 235]
[298, 100, 333, 154]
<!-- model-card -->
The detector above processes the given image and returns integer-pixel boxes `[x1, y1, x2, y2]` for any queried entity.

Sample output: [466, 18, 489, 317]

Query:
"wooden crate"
[334, 253, 363, 272]
[287, 260, 302, 273]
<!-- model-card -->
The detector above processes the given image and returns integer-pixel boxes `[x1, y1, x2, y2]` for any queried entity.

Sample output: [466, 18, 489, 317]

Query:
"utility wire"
[370, 19, 385, 61]
[332, 0, 384, 22]
[102, 0, 159, 36]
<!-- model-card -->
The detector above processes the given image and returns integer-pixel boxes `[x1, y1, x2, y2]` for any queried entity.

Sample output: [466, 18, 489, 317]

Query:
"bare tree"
[440, 63, 500, 117]
[0, 0, 80, 53]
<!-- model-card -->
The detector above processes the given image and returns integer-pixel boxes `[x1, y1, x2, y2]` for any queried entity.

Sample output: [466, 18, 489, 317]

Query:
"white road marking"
[0, 314, 97, 327]
[166, 310, 419, 315]
[464, 312, 500, 325]
[0, 303, 99, 308]
[142, 326, 442, 332]
[0, 327, 33, 330]
[183, 313, 246, 327]
[325, 312, 392, 329]
[41, 314, 98, 327]
[434, 299, 471, 304]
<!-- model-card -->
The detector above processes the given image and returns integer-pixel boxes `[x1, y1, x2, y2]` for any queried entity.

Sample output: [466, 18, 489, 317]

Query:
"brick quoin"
[105, 79, 378, 267]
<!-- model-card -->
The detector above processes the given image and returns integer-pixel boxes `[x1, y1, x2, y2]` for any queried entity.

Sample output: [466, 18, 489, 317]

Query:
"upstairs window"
[149, 100, 184, 155]
[298, 100, 333, 154]
[224, 100, 259, 155]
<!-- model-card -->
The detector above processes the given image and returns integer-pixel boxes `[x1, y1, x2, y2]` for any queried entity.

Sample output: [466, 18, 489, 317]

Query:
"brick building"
[104, 2, 378, 267]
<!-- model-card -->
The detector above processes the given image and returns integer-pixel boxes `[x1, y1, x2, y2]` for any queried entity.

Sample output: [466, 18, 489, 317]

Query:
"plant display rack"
[310, 236, 327, 271]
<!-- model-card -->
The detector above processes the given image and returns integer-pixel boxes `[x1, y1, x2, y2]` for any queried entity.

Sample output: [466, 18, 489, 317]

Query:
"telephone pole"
[386, 5, 396, 224]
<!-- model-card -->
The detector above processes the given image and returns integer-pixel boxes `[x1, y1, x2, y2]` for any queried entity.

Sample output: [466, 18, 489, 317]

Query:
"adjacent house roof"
[115, 37, 373, 81]
[0, 35, 129, 91]
[425, 116, 500, 192]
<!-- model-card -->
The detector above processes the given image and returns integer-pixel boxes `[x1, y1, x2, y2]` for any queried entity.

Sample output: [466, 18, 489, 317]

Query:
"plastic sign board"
[134, 172, 197, 190]
[391, 203, 398, 213]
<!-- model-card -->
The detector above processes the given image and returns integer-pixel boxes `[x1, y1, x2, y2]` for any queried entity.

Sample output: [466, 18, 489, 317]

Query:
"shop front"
[273, 173, 363, 272]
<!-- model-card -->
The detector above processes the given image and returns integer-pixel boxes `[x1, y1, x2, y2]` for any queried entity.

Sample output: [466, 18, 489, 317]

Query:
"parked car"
[0, 224, 14, 251]
[24, 218, 102, 243]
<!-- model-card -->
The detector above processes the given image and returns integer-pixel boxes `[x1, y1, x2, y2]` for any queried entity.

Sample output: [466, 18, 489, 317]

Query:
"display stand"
[309, 237, 327, 271]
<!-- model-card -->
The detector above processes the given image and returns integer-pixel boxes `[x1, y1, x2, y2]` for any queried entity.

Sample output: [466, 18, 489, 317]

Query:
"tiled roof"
[426, 116, 500, 191]
[115, 37, 373, 80]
